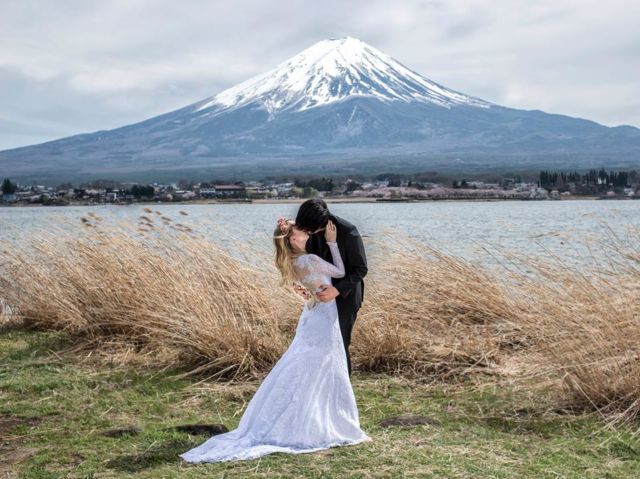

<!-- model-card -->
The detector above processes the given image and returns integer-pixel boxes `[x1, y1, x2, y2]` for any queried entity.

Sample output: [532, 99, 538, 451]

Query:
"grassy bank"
[1, 212, 639, 476]
[2, 328, 640, 478]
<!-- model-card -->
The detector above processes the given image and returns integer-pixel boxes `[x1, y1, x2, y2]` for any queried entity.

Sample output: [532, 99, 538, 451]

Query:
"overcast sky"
[1, 0, 638, 150]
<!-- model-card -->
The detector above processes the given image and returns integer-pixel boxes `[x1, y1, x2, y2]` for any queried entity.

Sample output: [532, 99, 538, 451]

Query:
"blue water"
[1, 200, 639, 270]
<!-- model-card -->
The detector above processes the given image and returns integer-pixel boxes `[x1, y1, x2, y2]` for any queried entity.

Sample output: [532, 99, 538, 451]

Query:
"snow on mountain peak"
[194, 37, 492, 117]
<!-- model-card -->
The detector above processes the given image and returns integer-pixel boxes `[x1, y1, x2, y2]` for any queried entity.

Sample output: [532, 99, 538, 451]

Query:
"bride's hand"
[293, 283, 311, 300]
[324, 220, 337, 242]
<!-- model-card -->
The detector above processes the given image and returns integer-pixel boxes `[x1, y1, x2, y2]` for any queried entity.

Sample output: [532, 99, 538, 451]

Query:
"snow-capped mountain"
[1, 36, 639, 183]
[193, 36, 492, 118]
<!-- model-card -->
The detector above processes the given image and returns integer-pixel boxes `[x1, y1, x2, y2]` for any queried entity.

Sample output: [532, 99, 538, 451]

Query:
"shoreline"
[0, 195, 613, 208]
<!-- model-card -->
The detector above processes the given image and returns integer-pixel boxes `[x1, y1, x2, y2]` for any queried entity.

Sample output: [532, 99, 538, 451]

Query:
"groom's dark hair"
[295, 198, 330, 232]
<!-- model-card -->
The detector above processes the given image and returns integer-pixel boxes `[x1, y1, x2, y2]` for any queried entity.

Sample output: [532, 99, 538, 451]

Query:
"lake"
[1, 199, 639, 271]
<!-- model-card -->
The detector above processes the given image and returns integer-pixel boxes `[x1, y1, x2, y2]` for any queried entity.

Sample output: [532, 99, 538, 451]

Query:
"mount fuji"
[1, 36, 639, 183]
[193, 36, 492, 115]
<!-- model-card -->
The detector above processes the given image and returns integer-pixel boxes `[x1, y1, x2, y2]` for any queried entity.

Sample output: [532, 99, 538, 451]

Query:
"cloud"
[0, 0, 638, 149]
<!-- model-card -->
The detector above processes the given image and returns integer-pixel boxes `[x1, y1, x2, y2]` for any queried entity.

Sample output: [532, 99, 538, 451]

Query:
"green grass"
[1, 328, 639, 478]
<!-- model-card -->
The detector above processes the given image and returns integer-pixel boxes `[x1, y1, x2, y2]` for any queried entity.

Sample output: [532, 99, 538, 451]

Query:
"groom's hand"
[316, 284, 339, 302]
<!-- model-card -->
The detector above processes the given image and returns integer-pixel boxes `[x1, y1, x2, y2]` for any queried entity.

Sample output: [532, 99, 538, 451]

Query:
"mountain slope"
[1, 36, 639, 183]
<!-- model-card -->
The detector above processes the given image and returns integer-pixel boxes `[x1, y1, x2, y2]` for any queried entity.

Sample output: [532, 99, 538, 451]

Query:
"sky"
[1, 0, 638, 150]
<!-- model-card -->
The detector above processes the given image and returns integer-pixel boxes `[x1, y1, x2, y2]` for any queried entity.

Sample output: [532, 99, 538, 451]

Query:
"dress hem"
[179, 434, 372, 464]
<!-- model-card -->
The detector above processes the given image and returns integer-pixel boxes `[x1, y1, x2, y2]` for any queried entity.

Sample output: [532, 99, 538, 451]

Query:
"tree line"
[539, 169, 637, 188]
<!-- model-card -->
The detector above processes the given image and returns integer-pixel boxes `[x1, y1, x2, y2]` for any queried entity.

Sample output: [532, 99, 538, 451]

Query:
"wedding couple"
[179, 198, 371, 463]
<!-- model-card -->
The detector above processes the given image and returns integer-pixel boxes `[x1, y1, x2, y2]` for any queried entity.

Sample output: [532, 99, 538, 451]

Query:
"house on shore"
[199, 184, 247, 198]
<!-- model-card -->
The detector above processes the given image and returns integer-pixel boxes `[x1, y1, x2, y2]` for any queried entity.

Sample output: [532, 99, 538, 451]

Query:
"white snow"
[194, 37, 492, 117]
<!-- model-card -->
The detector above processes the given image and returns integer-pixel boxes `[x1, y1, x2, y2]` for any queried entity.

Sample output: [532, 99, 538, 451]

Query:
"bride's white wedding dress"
[179, 241, 371, 463]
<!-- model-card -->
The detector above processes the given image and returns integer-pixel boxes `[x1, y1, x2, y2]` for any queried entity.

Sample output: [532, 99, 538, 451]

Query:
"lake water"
[1, 200, 639, 271]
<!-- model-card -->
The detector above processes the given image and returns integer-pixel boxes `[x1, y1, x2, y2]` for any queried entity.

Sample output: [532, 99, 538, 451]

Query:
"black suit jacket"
[305, 213, 368, 309]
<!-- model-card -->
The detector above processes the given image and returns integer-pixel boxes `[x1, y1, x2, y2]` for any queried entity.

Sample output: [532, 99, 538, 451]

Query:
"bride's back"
[293, 254, 330, 293]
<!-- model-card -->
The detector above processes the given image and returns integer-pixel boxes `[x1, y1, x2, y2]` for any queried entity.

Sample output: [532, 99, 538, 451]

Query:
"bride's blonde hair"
[273, 217, 305, 286]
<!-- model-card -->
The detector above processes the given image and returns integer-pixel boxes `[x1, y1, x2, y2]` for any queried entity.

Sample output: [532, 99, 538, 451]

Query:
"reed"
[352, 235, 523, 379]
[503, 224, 640, 424]
[0, 214, 297, 379]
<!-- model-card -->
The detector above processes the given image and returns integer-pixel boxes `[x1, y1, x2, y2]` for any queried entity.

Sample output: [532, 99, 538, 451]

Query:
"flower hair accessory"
[277, 217, 288, 233]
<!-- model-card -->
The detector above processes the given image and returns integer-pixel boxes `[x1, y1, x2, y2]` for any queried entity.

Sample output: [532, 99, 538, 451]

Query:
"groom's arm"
[333, 227, 367, 300]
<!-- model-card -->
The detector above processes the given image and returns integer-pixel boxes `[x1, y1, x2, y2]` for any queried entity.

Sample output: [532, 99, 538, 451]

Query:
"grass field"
[2, 328, 639, 479]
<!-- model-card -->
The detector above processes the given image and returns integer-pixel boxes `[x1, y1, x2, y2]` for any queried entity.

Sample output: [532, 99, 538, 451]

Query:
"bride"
[179, 217, 371, 463]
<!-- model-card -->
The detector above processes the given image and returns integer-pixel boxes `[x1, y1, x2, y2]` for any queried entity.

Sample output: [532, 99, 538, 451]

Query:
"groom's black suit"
[305, 213, 367, 376]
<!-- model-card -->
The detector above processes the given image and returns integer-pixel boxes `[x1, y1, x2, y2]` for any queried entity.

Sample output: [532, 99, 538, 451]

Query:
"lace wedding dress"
[179, 241, 371, 463]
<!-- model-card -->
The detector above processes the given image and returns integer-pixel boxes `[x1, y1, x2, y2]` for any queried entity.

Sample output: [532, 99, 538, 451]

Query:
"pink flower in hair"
[277, 217, 288, 233]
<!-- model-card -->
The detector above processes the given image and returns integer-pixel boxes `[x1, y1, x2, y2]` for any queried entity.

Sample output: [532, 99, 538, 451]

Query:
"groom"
[294, 198, 368, 376]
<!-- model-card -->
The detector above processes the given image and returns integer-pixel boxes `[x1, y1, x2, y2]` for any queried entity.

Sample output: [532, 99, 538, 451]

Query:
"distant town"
[1, 169, 638, 206]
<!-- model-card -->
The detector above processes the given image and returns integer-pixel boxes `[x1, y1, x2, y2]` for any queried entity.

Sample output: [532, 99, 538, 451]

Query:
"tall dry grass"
[0, 211, 298, 379]
[502, 224, 640, 424]
[352, 235, 525, 379]
[1, 212, 639, 424]
[0, 212, 518, 380]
